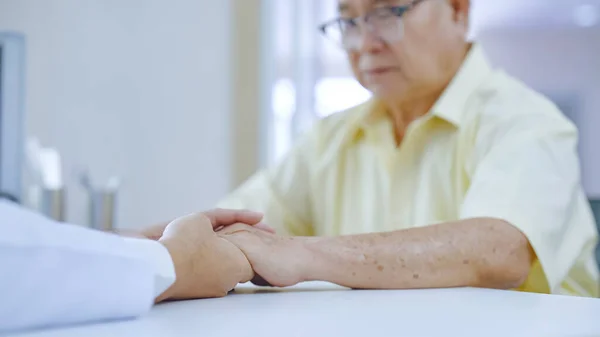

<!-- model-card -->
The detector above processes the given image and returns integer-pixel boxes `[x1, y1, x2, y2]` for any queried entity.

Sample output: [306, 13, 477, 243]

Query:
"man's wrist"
[297, 236, 328, 282]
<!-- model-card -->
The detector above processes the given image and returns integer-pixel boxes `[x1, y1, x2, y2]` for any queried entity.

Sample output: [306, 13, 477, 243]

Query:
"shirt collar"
[343, 44, 493, 143]
[430, 44, 493, 127]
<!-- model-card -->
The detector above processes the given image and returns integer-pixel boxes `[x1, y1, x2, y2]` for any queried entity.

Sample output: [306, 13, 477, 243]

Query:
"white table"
[10, 282, 600, 337]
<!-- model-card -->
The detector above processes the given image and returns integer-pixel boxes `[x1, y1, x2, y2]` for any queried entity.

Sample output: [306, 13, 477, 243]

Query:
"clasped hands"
[129, 209, 309, 302]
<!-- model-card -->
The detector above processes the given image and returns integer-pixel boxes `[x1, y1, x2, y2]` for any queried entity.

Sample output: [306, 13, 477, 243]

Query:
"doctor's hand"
[122, 208, 275, 240]
[155, 211, 267, 302]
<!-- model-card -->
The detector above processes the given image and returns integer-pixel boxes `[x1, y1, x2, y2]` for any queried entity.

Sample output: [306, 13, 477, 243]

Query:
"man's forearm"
[300, 218, 533, 290]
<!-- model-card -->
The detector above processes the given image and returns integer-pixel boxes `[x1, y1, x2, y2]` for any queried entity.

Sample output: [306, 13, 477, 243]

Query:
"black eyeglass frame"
[318, 0, 427, 41]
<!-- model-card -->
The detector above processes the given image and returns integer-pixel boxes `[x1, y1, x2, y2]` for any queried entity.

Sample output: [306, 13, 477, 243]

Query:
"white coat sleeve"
[0, 200, 175, 332]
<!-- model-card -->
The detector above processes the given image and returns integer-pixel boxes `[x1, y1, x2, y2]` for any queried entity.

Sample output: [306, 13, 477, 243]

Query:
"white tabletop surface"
[9, 282, 600, 337]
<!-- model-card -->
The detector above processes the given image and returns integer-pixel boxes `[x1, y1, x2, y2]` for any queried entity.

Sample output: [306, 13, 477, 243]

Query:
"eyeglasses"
[318, 0, 427, 51]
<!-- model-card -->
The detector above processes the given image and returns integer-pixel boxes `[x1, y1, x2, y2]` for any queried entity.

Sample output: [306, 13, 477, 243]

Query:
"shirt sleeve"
[459, 112, 596, 293]
[122, 238, 176, 299]
[217, 132, 316, 236]
[0, 200, 175, 332]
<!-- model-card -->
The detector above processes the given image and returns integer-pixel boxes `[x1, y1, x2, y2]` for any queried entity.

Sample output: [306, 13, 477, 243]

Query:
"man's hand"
[218, 225, 311, 287]
[155, 211, 269, 302]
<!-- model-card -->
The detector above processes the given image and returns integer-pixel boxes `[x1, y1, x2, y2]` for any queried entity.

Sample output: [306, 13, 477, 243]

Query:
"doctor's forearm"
[0, 244, 157, 332]
[300, 218, 532, 290]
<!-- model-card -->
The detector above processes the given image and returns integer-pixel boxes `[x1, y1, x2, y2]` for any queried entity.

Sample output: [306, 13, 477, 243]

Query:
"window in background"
[266, 0, 371, 163]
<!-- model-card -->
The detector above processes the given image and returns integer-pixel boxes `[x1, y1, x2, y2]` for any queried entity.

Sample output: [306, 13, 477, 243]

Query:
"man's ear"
[448, 0, 470, 24]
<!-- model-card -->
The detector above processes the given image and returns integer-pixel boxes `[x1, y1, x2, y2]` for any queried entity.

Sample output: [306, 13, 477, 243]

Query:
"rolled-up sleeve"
[459, 113, 596, 294]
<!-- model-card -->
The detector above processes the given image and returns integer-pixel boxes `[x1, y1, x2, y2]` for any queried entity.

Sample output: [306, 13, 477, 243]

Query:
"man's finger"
[215, 222, 275, 234]
[218, 223, 252, 236]
[204, 208, 264, 229]
[254, 223, 276, 234]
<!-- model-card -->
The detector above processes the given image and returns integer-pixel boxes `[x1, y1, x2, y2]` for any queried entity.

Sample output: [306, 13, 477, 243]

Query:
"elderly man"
[145, 0, 598, 296]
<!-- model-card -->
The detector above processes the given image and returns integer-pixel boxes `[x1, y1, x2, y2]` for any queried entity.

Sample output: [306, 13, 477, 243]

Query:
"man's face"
[338, 0, 470, 100]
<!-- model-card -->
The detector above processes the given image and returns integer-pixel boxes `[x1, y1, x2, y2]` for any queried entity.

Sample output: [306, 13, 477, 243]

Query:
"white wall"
[479, 27, 600, 197]
[0, 0, 234, 228]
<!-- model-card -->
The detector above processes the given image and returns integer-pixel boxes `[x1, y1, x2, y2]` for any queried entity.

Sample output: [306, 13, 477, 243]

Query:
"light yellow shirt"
[218, 45, 599, 297]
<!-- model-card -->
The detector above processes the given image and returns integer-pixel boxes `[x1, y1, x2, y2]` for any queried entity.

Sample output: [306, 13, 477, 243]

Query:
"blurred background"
[0, 0, 598, 230]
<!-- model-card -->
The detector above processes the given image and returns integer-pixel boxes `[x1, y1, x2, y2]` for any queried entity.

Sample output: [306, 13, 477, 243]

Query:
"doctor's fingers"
[203, 208, 264, 229]
[126, 209, 269, 241]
